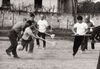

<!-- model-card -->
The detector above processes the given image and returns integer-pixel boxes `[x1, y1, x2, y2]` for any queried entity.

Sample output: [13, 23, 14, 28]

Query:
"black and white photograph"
[0, 0, 100, 69]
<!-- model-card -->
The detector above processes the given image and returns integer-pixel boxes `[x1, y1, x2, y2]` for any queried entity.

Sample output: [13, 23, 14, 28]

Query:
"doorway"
[34, 0, 42, 8]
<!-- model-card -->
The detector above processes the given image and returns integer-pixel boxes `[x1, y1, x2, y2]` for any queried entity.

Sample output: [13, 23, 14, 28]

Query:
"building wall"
[65, 0, 72, 13]
[10, 0, 33, 5]
[0, 0, 2, 7]
[10, 0, 34, 7]
[58, 0, 73, 13]
[42, 0, 58, 12]
[0, 0, 73, 13]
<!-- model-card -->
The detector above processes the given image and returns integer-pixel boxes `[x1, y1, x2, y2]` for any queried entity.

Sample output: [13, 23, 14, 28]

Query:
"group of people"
[5, 13, 100, 68]
[72, 14, 100, 56]
[72, 15, 95, 56]
[72, 15, 100, 69]
[5, 13, 50, 58]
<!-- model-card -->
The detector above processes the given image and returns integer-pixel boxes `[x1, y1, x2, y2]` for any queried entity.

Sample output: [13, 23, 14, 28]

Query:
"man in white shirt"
[36, 15, 48, 49]
[72, 15, 88, 57]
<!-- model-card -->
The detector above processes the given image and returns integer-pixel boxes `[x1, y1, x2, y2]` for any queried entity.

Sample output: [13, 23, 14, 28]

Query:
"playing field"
[0, 36, 99, 69]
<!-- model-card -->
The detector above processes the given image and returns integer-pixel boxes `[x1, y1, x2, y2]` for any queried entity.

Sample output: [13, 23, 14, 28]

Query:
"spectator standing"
[72, 16, 88, 57]
[36, 15, 49, 49]
[81, 15, 95, 53]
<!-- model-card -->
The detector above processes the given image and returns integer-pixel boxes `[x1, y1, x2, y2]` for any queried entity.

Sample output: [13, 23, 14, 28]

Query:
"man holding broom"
[18, 24, 55, 57]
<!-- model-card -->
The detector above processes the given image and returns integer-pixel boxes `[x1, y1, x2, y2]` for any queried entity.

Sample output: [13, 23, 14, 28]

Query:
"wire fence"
[0, 9, 100, 30]
[0, 10, 74, 30]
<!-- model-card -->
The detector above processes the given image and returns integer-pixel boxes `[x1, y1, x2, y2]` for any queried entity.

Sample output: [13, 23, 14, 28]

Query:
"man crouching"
[20, 24, 43, 57]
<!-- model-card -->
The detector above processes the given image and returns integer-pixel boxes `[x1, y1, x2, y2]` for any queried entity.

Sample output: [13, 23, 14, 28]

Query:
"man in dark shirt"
[81, 15, 95, 53]
[5, 19, 32, 58]
[91, 26, 100, 42]
[91, 26, 100, 69]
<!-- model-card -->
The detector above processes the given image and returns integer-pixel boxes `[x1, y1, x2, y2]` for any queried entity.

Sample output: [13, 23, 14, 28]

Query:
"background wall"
[0, 11, 100, 29]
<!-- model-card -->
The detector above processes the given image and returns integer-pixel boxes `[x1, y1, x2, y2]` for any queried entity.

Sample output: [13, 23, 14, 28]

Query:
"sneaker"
[72, 54, 75, 59]
[5, 50, 11, 56]
[13, 56, 20, 59]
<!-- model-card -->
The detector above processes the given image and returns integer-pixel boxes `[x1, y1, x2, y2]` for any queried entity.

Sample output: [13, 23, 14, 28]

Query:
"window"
[2, 0, 10, 6]
[34, 0, 42, 8]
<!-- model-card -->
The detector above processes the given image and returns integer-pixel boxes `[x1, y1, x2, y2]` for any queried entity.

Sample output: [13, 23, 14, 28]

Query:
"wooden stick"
[72, 34, 91, 36]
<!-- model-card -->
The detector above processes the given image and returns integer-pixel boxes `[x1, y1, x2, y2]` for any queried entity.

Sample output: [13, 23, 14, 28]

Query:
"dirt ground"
[0, 36, 100, 69]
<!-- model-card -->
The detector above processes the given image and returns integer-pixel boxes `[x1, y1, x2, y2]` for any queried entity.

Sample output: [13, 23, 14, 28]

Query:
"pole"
[92, 3, 95, 18]
[72, 0, 77, 23]
[12, 12, 14, 26]
[2, 11, 4, 29]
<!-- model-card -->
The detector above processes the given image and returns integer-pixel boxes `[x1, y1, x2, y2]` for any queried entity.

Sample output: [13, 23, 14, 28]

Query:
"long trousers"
[97, 52, 100, 69]
[73, 36, 84, 56]
[21, 38, 34, 53]
[81, 36, 95, 51]
[6, 29, 18, 57]
[36, 31, 46, 48]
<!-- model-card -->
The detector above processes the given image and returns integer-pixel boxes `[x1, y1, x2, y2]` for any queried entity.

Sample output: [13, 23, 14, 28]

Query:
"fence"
[0, 10, 74, 29]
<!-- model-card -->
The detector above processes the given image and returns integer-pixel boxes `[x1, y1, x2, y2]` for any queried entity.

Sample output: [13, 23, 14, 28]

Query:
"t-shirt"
[37, 20, 48, 33]
[12, 21, 25, 34]
[73, 22, 88, 35]
[22, 27, 36, 40]
[93, 26, 100, 33]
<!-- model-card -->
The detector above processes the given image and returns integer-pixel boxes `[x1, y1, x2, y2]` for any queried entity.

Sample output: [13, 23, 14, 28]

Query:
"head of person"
[30, 24, 38, 34]
[30, 12, 35, 21]
[25, 20, 32, 27]
[23, 18, 27, 22]
[77, 16, 83, 23]
[40, 15, 46, 20]
[85, 15, 90, 23]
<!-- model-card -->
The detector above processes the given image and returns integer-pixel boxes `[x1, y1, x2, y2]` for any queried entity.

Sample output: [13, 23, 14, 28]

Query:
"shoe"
[13, 56, 20, 58]
[92, 48, 95, 50]
[72, 54, 75, 58]
[85, 49, 87, 50]
[5, 50, 11, 56]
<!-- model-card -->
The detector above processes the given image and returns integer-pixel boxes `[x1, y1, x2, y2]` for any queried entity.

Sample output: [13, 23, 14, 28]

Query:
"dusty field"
[0, 36, 100, 69]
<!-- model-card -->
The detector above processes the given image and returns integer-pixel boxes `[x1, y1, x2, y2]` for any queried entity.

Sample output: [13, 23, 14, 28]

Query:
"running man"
[91, 25, 100, 43]
[20, 25, 47, 55]
[90, 25, 100, 69]
[5, 19, 32, 58]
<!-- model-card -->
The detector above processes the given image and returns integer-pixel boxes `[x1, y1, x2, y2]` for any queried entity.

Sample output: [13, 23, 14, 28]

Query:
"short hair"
[30, 25, 37, 30]
[30, 12, 35, 17]
[26, 20, 32, 26]
[23, 18, 27, 21]
[77, 16, 83, 20]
